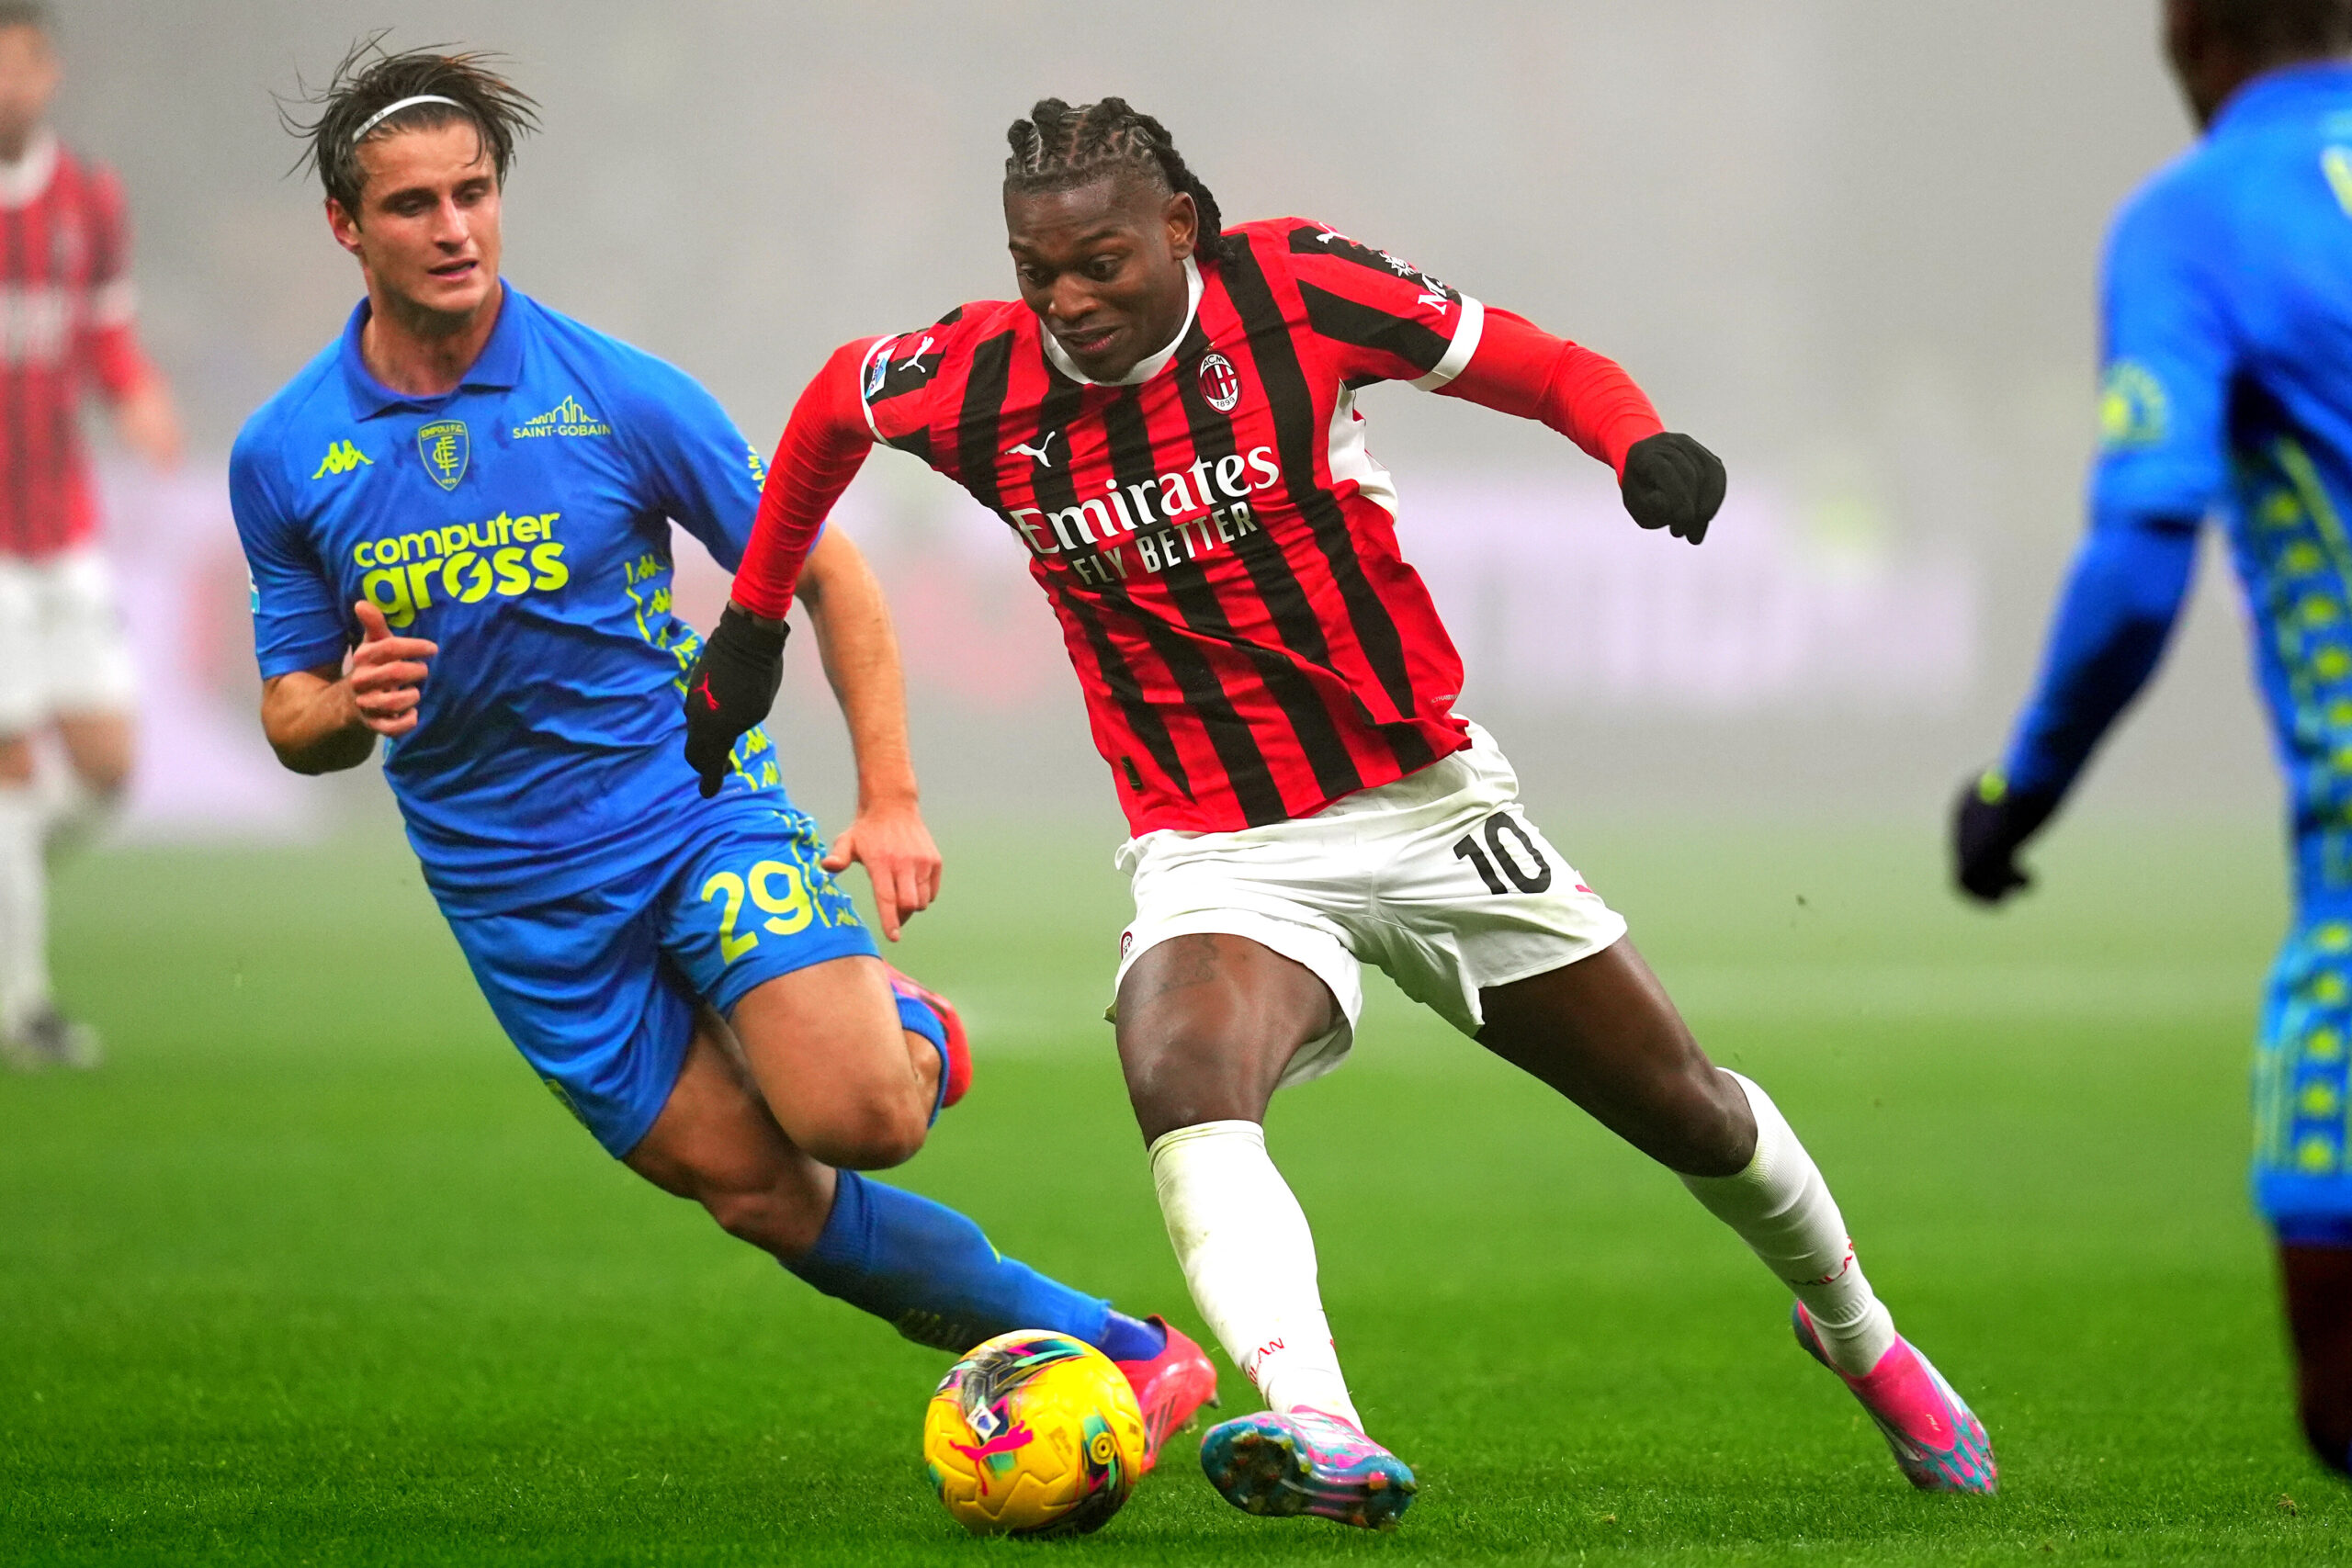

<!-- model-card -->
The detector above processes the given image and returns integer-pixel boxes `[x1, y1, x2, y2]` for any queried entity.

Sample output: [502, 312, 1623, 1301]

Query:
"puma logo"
[1007, 432, 1060, 468]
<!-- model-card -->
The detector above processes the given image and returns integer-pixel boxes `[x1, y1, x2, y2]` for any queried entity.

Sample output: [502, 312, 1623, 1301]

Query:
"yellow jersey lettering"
[361, 567, 415, 628]
[749, 860, 813, 935]
[442, 549, 493, 604]
[492, 547, 532, 596]
[699, 871, 757, 963]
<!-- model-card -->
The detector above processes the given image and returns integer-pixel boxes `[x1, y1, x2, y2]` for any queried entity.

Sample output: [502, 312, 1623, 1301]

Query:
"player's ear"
[325, 197, 365, 257]
[1164, 189, 1197, 265]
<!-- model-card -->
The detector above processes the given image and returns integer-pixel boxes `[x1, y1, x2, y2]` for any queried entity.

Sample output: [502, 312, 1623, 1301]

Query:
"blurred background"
[55, 0, 2267, 843]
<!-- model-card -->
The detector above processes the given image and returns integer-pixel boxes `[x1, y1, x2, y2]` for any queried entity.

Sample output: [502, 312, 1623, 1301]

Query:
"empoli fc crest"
[418, 419, 470, 491]
[2098, 361, 2168, 452]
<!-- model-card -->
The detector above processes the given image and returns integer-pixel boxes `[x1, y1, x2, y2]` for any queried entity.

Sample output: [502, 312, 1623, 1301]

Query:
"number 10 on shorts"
[1453, 812, 1554, 895]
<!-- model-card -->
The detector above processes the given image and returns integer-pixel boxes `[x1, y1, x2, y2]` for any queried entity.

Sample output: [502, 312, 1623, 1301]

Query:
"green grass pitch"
[3, 811, 2346, 1563]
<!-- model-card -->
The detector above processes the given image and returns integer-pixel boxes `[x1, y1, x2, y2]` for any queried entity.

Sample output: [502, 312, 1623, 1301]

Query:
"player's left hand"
[1621, 432, 1726, 545]
[683, 604, 789, 798]
[823, 801, 942, 942]
[1951, 769, 2061, 905]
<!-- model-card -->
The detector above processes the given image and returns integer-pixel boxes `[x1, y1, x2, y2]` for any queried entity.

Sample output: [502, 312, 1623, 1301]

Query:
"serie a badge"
[418, 419, 470, 491]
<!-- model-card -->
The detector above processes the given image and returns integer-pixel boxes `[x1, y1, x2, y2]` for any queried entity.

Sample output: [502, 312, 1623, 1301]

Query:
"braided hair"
[281, 34, 540, 215]
[1004, 98, 1233, 265]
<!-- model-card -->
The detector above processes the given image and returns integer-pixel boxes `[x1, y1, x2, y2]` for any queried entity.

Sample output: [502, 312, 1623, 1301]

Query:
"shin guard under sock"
[1149, 1119, 1363, 1427]
[786, 1170, 1115, 1353]
[1680, 1072, 1897, 1376]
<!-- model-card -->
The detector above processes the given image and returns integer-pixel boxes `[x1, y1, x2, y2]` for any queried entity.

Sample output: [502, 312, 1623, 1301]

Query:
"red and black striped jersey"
[859, 218, 1513, 833]
[0, 136, 150, 558]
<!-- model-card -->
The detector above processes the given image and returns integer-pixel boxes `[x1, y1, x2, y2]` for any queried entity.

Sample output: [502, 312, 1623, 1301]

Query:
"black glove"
[683, 604, 788, 799]
[1621, 432, 1726, 544]
[1951, 769, 2061, 904]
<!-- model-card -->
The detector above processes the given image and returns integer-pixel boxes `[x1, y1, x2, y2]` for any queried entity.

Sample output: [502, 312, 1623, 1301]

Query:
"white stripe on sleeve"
[856, 335, 895, 442]
[1411, 295, 1484, 391]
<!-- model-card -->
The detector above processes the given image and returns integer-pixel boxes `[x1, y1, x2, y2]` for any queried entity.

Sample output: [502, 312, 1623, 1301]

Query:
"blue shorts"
[2254, 910, 2352, 1230]
[445, 788, 878, 1158]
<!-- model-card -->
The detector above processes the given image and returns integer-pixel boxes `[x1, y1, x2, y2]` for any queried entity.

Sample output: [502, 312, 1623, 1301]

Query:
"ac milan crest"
[1197, 352, 1242, 413]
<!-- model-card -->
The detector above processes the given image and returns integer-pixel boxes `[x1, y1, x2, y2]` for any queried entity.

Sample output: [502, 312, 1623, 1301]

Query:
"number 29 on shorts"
[700, 859, 816, 963]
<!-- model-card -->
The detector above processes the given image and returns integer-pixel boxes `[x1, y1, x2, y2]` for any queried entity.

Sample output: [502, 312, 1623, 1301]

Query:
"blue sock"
[893, 991, 949, 1122]
[1095, 1310, 1168, 1363]
[786, 1170, 1114, 1353]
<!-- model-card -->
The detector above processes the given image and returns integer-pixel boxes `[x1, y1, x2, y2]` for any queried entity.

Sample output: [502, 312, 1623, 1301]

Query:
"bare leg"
[1474, 937, 1755, 1176]
[52, 710, 131, 799]
[1117, 932, 1338, 1142]
[623, 1009, 838, 1259]
[727, 953, 937, 1171]
[2283, 1243, 2352, 1477]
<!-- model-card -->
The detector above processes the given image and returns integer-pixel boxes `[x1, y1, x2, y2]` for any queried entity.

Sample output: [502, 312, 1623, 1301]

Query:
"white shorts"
[1114, 721, 1628, 1088]
[0, 548, 135, 735]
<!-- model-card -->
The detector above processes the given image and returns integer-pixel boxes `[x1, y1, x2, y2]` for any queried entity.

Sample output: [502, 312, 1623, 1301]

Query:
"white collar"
[0, 130, 57, 210]
[1038, 256, 1203, 387]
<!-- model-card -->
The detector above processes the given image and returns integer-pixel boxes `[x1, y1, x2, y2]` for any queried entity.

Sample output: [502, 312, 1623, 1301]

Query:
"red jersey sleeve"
[79, 163, 149, 400]
[1274, 220, 1485, 389]
[730, 309, 978, 617]
[730, 340, 879, 620]
[1272, 219, 1663, 477]
[857, 315, 959, 453]
[1440, 306, 1663, 477]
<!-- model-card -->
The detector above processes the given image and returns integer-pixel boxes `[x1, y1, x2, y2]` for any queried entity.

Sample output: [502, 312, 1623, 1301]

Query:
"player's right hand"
[1621, 432, 1726, 545]
[682, 604, 789, 799]
[1951, 768, 2061, 904]
[347, 601, 438, 739]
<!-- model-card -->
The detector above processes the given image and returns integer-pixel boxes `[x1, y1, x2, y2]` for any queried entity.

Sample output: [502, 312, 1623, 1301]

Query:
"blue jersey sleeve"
[613, 355, 766, 574]
[1999, 510, 2201, 798]
[229, 423, 347, 680]
[2088, 179, 2237, 519]
[1997, 177, 2234, 801]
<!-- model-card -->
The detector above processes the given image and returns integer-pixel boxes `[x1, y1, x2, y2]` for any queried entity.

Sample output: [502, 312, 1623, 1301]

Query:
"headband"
[350, 94, 467, 144]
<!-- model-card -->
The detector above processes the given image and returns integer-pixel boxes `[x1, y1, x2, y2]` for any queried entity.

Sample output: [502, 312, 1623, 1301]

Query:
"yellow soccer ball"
[922, 1330, 1149, 1537]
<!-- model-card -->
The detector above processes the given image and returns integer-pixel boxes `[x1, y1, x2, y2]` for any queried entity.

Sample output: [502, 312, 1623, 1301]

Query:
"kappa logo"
[1198, 352, 1242, 413]
[512, 393, 612, 440]
[418, 419, 470, 491]
[311, 439, 373, 479]
[1006, 431, 1060, 468]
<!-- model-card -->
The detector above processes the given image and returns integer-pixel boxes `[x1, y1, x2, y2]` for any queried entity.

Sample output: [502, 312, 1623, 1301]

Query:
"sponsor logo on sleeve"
[2098, 360, 2168, 451]
[311, 439, 374, 479]
[417, 419, 470, 491]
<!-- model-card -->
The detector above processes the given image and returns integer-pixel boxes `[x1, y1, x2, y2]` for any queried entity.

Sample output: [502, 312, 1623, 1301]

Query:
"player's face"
[0, 26, 60, 160]
[1005, 175, 1196, 382]
[328, 122, 503, 325]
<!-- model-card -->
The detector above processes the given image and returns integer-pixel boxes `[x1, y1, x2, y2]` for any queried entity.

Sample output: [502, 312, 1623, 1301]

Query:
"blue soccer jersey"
[230, 286, 785, 914]
[2006, 62, 2352, 889]
[1997, 62, 2352, 1223]
[231, 287, 892, 1156]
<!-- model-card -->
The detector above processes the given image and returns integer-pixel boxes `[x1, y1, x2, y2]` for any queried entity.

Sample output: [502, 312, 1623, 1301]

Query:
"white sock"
[1148, 1120, 1363, 1429]
[0, 785, 51, 1033]
[1679, 1071, 1897, 1377]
